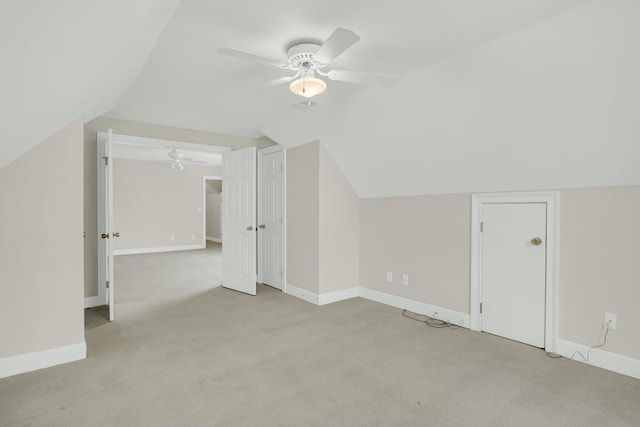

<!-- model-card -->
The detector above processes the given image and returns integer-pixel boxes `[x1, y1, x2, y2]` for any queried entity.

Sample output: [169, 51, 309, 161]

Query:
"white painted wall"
[112, 159, 218, 252]
[319, 143, 359, 294]
[286, 141, 359, 295]
[359, 194, 471, 314]
[0, 119, 85, 365]
[359, 185, 640, 361]
[286, 142, 320, 293]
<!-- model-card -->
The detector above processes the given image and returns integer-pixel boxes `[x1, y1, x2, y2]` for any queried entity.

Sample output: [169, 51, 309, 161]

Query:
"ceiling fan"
[164, 148, 205, 171]
[218, 27, 399, 99]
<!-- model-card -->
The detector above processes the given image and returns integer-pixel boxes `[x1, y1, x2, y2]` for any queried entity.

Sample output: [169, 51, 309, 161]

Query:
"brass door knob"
[531, 237, 542, 246]
[112, 232, 120, 238]
[101, 233, 109, 239]
[246, 226, 254, 231]
[259, 224, 266, 229]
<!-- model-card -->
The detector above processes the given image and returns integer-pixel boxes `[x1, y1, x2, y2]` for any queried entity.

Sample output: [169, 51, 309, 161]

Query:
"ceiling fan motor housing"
[287, 43, 322, 70]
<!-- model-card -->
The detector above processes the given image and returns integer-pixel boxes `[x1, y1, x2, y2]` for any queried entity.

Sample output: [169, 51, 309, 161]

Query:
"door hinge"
[480, 222, 484, 232]
[103, 156, 109, 166]
[480, 302, 482, 314]
[106, 280, 110, 289]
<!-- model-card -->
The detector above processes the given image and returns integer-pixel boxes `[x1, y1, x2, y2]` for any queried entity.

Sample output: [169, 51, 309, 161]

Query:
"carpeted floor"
[1, 244, 639, 426]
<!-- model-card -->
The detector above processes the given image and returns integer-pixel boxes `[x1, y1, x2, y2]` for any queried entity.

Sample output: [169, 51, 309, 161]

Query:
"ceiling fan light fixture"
[289, 76, 326, 98]
[171, 160, 184, 171]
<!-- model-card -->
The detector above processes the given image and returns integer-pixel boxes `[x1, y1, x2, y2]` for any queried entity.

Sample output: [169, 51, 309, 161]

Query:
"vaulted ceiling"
[107, 0, 594, 138]
[4, 0, 640, 197]
[0, 0, 180, 170]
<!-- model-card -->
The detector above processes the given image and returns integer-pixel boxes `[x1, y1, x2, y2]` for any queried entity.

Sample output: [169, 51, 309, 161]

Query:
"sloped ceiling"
[7, 0, 638, 199]
[107, 0, 594, 138]
[261, 0, 640, 197]
[0, 0, 180, 170]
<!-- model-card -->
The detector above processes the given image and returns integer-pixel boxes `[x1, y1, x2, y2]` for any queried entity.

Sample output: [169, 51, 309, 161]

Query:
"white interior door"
[481, 203, 547, 347]
[222, 147, 257, 295]
[258, 148, 283, 289]
[97, 130, 115, 321]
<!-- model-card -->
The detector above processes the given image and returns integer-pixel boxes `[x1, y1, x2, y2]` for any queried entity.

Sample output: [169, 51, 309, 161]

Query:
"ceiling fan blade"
[217, 47, 288, 69]
[327, 69, 399, 87]
[241, 72, 300, 93]
[313, 27, 360, 65]
[260, 75, 298, 88]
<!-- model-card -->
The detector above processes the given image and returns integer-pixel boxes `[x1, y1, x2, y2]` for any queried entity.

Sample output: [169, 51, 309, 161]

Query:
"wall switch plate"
[604, 312, 617, 330]
[402, 274, 409, 286]
[386, 272, 393, 282]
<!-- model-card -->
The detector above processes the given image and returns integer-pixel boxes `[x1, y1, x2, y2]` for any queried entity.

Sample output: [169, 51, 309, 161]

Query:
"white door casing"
[258, 147, 284, 289]
[470, 192, 559, 352]
[94, 134, 108, 309]
[481, 203, 547, 347]
[222, 147, 257, 295]
[96, 130, 115, 321]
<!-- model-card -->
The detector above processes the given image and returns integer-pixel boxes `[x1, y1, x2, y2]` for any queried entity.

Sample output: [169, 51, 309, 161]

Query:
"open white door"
[222, 147, 257, 295]
[97, 130, 116, 321]
[258, 147, 283, 289]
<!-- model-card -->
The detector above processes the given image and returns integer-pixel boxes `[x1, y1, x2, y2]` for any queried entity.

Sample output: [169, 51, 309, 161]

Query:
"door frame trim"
[257, 145, 286, 291]
[470, 191, 560, 352]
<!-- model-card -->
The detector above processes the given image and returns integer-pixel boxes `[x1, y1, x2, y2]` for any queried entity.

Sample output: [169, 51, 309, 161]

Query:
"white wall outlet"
[170, 235, 175, 242]
[604, 312, 617, 330]
[402, 274, 409, 286]
[191, 235, 195, 240]
[386, 272, 393, 282]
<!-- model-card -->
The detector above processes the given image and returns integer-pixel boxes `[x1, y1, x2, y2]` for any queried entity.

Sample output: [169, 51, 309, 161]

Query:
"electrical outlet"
[386, 272, 393, 282]
[402, 274, 409, 286]
[604, 312, 617, 330]
[170, 235, 175, 242]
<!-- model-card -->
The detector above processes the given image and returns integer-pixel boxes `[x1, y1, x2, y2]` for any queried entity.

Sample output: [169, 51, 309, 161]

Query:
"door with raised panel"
[258, 148, 283, 289]
[222, 147, 257, 295]
[481, 203, 547, 347]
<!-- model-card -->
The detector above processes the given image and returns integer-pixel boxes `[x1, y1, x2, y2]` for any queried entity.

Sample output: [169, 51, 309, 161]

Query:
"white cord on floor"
[569, 321, 611, 362]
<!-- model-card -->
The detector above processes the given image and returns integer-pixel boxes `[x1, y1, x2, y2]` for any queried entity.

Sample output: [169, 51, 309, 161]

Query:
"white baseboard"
[285, 283, 319, 305]
[84, 295, 105, 309]
[318, 287, 360, 305]
[113, 244, 204, 256]
[359, 288, 470, 328]
[285, 284, 361, 306]
[556, 339, 640, 380]
[206, 236, 222, 243]
[0, 342, 87, 379]
[285, 285, 468, 329]
[272, 284, 640, 380]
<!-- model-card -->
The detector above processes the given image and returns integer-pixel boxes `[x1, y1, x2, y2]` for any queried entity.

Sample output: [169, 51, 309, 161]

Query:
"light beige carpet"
[1, 245, 639, 426]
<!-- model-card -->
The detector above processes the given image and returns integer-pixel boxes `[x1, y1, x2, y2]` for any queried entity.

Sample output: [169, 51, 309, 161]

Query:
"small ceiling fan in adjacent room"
[164, 148, 205, 171]
[218, 27, 399, 100]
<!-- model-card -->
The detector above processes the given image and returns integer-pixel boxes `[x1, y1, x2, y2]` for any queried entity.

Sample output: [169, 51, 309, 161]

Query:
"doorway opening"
[203, 175, 223, 246]
[90, 131, 229, 321]
[91, 132, 287, 322]
[470, 192, 559, 352]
